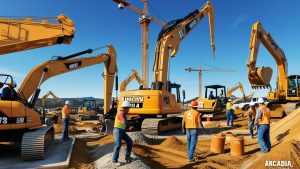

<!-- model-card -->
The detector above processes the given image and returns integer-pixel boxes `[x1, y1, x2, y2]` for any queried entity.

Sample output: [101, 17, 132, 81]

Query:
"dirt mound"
[270, 108, 300, 143]
[69, 135, 115, 169]
[249, 140, 300, 169]
[54, 124, 78, 134]
[160, 136, 184, 147]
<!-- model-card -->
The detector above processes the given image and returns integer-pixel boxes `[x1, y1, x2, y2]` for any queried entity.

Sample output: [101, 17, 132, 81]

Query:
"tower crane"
[185, 64, 234, 98]
[113, 0, 166, 88]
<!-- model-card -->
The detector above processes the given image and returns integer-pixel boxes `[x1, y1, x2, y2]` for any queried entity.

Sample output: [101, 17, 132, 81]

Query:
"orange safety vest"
[258, 105, 270, 125]
[62, 105, 70, 118]
[183, 108, 200, 129]
[114, 112, 127, 130]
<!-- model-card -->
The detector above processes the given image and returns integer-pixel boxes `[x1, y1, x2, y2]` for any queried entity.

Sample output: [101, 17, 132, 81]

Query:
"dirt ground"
[66, 108, 299, 169]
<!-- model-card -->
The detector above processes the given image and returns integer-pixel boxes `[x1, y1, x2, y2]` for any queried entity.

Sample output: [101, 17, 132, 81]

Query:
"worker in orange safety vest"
[182, 100, 204, 162]
[254, 97, 271, 153]
[61, 100, 71, 141]
[112, 101, 133, 166]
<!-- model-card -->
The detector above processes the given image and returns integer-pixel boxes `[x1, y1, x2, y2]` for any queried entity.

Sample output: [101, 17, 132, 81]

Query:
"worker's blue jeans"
[62, 118, 69, 140]
[248, 121, 255, 138]
[112, 128, 133, 163]
[257, 124, 271, 153]
[186, 128, 198, 160]
[226, 110, 234, 126]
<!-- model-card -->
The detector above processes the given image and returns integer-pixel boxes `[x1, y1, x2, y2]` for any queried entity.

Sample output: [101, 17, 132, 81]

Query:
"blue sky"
[1, 0, 299, 100]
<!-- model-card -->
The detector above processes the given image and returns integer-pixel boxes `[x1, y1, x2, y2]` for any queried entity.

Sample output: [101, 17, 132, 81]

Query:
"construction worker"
[246, 102, 256, 138]
[61, 100, 71, 141]
[112, 101, 133, 166]
[226, 99, 234, 126]
[255, 97, 271, 153]
[182, 100, 204, 162]
[208, 91, 215, 99]
[2, 81, 19, 101]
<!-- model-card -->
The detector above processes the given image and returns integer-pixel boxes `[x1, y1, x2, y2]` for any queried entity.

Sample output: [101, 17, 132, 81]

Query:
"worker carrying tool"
[61, 100, 71, 141]
[1, 80, 19, 101]
[245, 102, 256, 139]
[112, 101, 133, 166]
[182, 100, 204, 162]
[255, 97, 271, 153]
[226, 99, 235, 126]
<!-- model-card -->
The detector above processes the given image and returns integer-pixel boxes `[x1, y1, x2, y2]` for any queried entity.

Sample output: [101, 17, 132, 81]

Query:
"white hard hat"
[65, 100, 70, 105]
[121, 101, 131, 108]
[258, 97, 264, 104]
[228, 99, 232, 102]
[249, 102, 255, 106]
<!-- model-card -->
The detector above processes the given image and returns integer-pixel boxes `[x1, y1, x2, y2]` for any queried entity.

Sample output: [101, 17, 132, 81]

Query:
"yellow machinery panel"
[119, 90, 181, 115]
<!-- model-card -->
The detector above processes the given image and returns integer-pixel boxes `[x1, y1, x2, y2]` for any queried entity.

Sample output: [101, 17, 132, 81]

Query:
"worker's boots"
[125, 155, 133, 163]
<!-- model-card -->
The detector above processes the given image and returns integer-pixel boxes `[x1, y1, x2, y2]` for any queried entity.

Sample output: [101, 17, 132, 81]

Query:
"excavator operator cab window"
[287, 76, 298, 97]
[205, 85, 227, 104]
[83, 99, 96, 111]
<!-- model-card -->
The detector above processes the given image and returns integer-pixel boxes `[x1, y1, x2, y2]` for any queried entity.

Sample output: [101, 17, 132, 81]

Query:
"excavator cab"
[168, 81, 181, 103]
[287, 75, 300, 98]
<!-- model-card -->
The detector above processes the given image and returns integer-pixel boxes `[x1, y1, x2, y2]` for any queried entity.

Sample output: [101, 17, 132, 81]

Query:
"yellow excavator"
[115, 1, 215, 135]
[227, 82, 254, 103]
[41, 91, 60, 108]
[0, 14, 75, 55]
[247, 21, 300, 117]
[41, 91, 60, 125]
[78, 97, 102, 120]
[120, 69, 144, 92]
[0, 45, 117, 160]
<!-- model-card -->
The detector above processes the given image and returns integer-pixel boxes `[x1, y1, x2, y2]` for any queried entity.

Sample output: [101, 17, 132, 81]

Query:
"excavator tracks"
[141, 116, 182, 135]
[285, 102, 300, 115]
[21, 126, 54, 160]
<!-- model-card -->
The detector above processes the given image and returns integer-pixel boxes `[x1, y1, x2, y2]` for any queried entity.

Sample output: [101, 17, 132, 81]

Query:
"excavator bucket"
[248, 66, 273, 88]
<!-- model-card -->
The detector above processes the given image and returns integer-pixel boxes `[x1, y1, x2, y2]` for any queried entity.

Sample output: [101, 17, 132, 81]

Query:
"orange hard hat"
[191, 100, 198, 107]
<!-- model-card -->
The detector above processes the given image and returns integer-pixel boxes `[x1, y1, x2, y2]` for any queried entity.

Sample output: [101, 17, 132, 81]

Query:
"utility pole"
[112, 0, 166, 88]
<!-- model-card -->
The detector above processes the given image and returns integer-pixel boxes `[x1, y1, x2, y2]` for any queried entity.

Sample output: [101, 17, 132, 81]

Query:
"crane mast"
[113, 0, 166, 88]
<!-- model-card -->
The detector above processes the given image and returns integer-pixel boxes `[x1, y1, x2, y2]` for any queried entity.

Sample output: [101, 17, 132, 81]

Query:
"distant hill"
[36, 98, 104, 108]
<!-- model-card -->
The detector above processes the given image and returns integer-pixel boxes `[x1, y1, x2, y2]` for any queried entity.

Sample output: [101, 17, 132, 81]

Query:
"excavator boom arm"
[153, 1, 215, 91]
[0, 14, 75, 55]
[227, 82, 246, 98]
[247, 22, 287, 91]
[120, 69, 144, 92]
[18, 45, 117, 114]
[41, 91, 59, 107]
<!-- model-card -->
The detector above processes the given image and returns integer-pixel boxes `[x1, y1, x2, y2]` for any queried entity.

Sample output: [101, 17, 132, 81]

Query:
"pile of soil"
[68, 135, 114, 169]
[160, 136, 184, 147]
[53, 124, 78, 134]
[54, 121, 101, 134]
